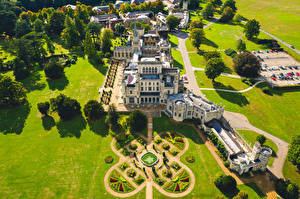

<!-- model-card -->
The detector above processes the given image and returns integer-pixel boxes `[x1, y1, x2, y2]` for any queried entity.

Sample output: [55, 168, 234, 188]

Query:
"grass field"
[194, 71, 300, 143]
[171, 49, 185, 75]
[169, 34, 179, 47]
[237, 130, 278, 166]
[236, 0, 300, 52]
[0, 57, 143, 198]
[153, 114, 265, 198]
[283, 160, 300, 187]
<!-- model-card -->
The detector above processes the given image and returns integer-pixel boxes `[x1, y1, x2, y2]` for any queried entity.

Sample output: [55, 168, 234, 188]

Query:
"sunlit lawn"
[171, 49, 185, 75]
[169, 34, 179, 47]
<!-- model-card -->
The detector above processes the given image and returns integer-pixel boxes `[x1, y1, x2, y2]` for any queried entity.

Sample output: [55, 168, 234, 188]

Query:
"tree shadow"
[0, 102, 30, 135]
[173, 59, 184, 73]
[88, 116, 109, 137]
[56, 114, 87, 138]
[88, 57, 108, 75]
[220, 187, 240, 199]
[202, 38, 219, 48]
[20, 69, 46, 92]
[244, 182, 266, 198]
[42, 115, 55, 131]
[213, 81, 249, 107]
[46, 76, 69, 91]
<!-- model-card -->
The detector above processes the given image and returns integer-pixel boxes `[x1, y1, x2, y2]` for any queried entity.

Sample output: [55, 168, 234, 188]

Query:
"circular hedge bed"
[185, 156, 195, 163]
[105, 156, 114, 164]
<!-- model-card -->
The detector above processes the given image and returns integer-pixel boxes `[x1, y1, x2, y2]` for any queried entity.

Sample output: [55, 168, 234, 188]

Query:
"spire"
[134, 19, 138, 37]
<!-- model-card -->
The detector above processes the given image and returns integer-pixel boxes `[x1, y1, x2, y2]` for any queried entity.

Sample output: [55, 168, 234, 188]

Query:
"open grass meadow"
[236, 0, 300, 52]
[153, 114, 266, 198]
[0, 56, 149, 198]
[237, 130, 278, 166]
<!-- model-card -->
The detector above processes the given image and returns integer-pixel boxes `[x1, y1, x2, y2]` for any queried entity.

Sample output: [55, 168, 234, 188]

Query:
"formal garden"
[104, 62, 119, 88]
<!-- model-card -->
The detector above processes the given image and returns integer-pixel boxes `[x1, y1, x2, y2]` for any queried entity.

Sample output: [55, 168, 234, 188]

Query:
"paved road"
[241, 21, 300, 55]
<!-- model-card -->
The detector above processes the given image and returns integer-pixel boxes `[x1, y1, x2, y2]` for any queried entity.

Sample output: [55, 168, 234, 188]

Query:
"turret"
[250, 142, 261, 161]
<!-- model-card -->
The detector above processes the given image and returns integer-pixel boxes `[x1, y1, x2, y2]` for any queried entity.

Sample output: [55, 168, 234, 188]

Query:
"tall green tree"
[13, 58, 30, 80]
[205, 58, 226, 82]
[75, 16, 86, 40]
[50, 94, 81, 120]
[128, 110, 147, 133]
[202, 2, 215, 19]
[0, 74, 27, 107]
[220, 6, 234, 22]
[105, 104, 119, 131]
[0, 10, 17, 36]
[84, 100, 104, 121]
[86, 22, 102, 43]
[15, 20, 32, 38]
[244, 19, 260, 40]
[233, 51, 261, 77]
[189, 28, 205, 49]
[84, 32, 96, 58]
[61, 16, 80, 49]
[45, 10, 65, 37]
[287, 135, 300, 169]
[115, 22, 125, 36]
[190, 19, 204, 29]
[221, 0, 237, 12]
[100, 28, 114, 53]
[256, 135, 266, 145]
[33, 18, 44, 32]
[166, 15, 180, 31]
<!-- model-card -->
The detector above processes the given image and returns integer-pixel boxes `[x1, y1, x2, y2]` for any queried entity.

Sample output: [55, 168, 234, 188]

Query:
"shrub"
[185, 155, 195, 163]
[170, 148, 179, 156]
[233, 190, 248, 199]
[214, 174, 237, 193]
[105, 156, 114, 163]
[134, 175, 145, 185]
[121, 148, 130, 156]
[224, 161, 230, 168]
[154, 137, 162, 144]
[203, 51, 221, 61]
[84, 100, 104, 121]
[225, 48, 237, 58]
[129, 143, 138, 150]
[13, 58, 30, 80]
[171, 162, 181, 171]
[275, 178, 299, 199]
[37, 101, 50, 116]
[162, 169, 172, 178]
[220, 6, 234, 23]
[256, 135, 266, 145]
[119, 162, 129, 171]
[287, 136, 300, 168]
[44, 61, 64, 79]
[262, 87, 272, 95]
[162, 143, 170, 150]
[155, 177, 165, 186]
[127, 169, 136, 178]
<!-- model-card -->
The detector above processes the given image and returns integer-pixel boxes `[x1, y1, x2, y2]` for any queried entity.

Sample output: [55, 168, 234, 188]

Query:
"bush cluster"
[50, 94, 81, 120]
[214, 174, 237, 193]
[225, 48, 237, 58]
[275, 179, 299, 199]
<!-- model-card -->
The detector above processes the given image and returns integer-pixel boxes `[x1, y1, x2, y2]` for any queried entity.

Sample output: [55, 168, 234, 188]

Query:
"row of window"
[127, 97, 161, 103]
[142, 67, 158, 74]
[141, 82, 159, 86]
[115, 51, 132, 57]
[140, 87, 159, 91]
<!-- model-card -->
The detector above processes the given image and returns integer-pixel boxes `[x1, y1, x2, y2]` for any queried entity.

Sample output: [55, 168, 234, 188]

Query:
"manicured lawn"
[237, 0, 300, 52]
[169, 34, 179, 47]
[171, 49, 185, 75]
[0, 57, 137, 198]
[237, 130, 278, 166]
[283, 160, 300, 187]
[153, 114, 265, 198]
[194, 71, 300, 143]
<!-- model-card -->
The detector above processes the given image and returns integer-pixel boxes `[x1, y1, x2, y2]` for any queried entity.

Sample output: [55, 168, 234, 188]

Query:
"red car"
[271, 76, 276, 81]
[296, 72, 300, 76]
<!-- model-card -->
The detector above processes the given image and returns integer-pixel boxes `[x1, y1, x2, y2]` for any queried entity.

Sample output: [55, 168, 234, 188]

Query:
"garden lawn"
[171, 49, 185, 75]
[0, 57, 142, 199]
[237, 130, 278, 166]
[194, 71, 300, 143]
[153, 114, 265, 198]
[169, 34, 179, 47]
[237, 0, 300, 53]
[283, 160, 300, 187]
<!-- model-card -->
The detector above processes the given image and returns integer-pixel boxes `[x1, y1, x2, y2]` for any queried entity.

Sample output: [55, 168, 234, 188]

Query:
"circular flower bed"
[185, 156, 195, 163]
[105, 156, 114, 164]
[141, 152, 159, 167]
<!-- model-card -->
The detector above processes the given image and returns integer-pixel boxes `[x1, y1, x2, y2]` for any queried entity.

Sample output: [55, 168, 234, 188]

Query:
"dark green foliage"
[129, 21, 151, 33]
[225, 48, 237, 58]
[61, 16, 81, 49]
[83, 100, 104, 121]
[204, 51, 221, 61]
[15, 19, 32, 38]
[221, 0, 237, 12]
[166, 15, 180, 31]
[185, 155, 195, 163]
[105, 104, 119, 131]
[45, 10, 65, 38]
[233, 51, 261, 77]
[236, 39, 246, 52]
[202, 2, 215, 19]
[233, 191, 248, 199]
[220, 6, 235, 23]
[33, 18, 44, 32]
[105, 156, 114, 163]
[163, 143, 170, 150]
[84, 32, 96, 57]
[210, 0, 223, 7]
[13, 58, 30, 80]
[287, 135, 300, 169]
[100, 28, 114, 53]
[205, 58, 226, 81]
[209, 132, 228, 159]
[0, 10, 17, 36]
[244, 19, 260, 40]
[44, 61, 64, 79]
[128, 110, 147, 133]
[214, 174, 237, 193]
[0, 74, 27, 107]
[50, 94, 81, 120]
[275, 179, 299, 199]
[189, 28, 205, 49]
[190, 19, 204, 29]
[188, 0, 199, 10]
[115, 22, 125, 35]
[37, 102, 50, 116]
[256, 135, 266, 145]
[86, 22, 102, 42]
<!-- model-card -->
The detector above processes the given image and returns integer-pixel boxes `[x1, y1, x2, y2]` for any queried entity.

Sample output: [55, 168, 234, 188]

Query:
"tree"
[220, 6, 234, 23]
[256, 135, 266, 145]
[33, 18, 44, 32]
[13, 58, 30, 80]
[44, 61, 64, 79]
[202, 2, 215, 19]
[0, 74, 27, 107]
[236, 39, 246, 52]
[50, 94, 81, 120]
[15, 20, 32, 38]
[105, 104, 119, 130]
[287, 135, 300, 169]
[189, 28, 205, 49]
[205, 58, 226, 82]
[275, 179, 299, 199]
[86, 22, 102, 43]
[233, 13, 243, 23]
[221, 0, 237, 12]
[11, 38, 34, 65]
[210, 0, 223, 7]
[188, 0, 199, 10]
[115, 22, 125, 35]
[22, 32, 47, 64]
[244, 19, 260, 40]
[166, 15, 180, 31]
[203, 51, 221, 61]
[214, 174, 237, 193]
[61, 16, 80, 48]
[190, 19, 204, 30]
[233, 51, 261, 77]
[0, 10, 17, 36]
[84, 100, 104, 121]
[128, 110, 147, 133]
[37, 102, 50, 116]
[100, 28, 114, 53]
[286, 183, 299, 199]
[233, 191, 248, 199]
[84, 32, 96, 58]
[45, 10, 65, 37]
[74, 16, 86, 40]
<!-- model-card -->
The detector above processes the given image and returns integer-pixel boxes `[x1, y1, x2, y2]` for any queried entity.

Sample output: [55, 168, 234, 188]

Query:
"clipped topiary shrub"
[129, 143, 138, 150]
[162, 143, 170, 150]
[185, 155, 195, 163]
[154, 137, 162, 144]
[105, 156, 114, 164]
[162, 169, 173, 178]
[127, 169, 137, 178]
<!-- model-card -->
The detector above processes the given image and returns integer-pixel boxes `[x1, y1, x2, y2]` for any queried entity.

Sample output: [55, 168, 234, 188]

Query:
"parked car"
[288, 66, 293, 70]
[271, 76, 276, 81]
[294, 66, 298, 69]
[296, 72, 300, 76]
[291, 46, 295, 49]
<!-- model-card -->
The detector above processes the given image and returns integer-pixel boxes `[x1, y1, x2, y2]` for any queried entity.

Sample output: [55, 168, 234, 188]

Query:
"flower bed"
[104, 62, 118, 88]
[163, 169, 190, 193]
[109, 170, 135, 193]
[134, 175, 145, 185]
[163, 132, 185, 150]
[100, 90, 112, 105]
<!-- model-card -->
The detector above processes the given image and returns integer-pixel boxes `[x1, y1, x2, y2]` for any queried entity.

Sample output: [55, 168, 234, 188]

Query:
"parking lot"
[252, 50, 300, 86]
